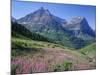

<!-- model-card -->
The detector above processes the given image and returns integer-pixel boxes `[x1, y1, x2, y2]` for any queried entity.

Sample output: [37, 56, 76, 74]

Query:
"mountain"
[11, 17, 17, 23]
[17, 7, 69, 44]
[18, 7, 66, 25]
[64, 17, 95, 40]
[12, 22, 53, 42]
[16, 7, 95, 49]
[17, 7, 67, 33]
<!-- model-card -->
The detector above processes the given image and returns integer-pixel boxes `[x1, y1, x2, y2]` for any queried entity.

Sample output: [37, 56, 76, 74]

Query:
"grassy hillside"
[11, 37, 69, 57]
[11, 37, 96, 74]
[80, 43, 96, 63]
[80, 43, 96, 58]
[12, 22, 54, 43]
[38, 30, 90, 49]
[11, 22, 96, 74]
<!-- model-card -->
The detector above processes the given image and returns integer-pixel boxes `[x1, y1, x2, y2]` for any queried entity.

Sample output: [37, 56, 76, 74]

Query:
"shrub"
[53, 64, 62, 72]
[11, 64, 18, 75]
[62, 61, 72, 71]
[51, 61, 72, 72]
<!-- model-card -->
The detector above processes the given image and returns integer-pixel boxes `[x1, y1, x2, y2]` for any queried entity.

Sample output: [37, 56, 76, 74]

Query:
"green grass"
[11, 37, 89, 61]
[12, 37, 68, 50]
[80, 43, 96, 63]
[49, 61, 72, 72]
[11, 37, 67, 57]
[11, 37, 96, 73]
[12, 37, 95, 61]
[80, 43, 96, 58]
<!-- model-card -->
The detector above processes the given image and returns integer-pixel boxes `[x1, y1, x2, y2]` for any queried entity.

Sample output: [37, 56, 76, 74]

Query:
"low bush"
[11, 64, 18, 75]
[50, 61, 72, 72]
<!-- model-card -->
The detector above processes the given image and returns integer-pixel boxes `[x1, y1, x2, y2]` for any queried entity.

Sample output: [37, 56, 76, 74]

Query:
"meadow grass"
[11, 37, 96, 74]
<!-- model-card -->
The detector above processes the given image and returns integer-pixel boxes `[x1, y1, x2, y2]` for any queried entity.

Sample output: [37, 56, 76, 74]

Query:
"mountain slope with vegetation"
[80, 43, 96, 63]
[12, 22, 54, 43]
[17, 7, 95, 49]
[11, 7, 96, 74]
[11, 37, 96, 74]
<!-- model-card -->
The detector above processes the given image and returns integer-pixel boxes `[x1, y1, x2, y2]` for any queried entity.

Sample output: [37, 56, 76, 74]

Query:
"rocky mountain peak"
[16, 8, 95, 39]
[17, 7, 53, 24]
[69, 16, 85, 24]
[34, 7, 51, 16]
[39, 7, 48, 11]
[11, 16, 17, 23]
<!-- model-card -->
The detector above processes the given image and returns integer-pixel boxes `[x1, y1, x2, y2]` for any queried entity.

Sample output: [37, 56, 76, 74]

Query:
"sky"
[12, 0, 96, 30]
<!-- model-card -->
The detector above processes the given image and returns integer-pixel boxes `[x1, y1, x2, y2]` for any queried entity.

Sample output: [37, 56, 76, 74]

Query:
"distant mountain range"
[12, 7, 96, 49]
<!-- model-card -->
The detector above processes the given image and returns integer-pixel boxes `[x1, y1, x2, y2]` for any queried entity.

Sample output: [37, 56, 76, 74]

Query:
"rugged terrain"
[11, 7, 96, 74]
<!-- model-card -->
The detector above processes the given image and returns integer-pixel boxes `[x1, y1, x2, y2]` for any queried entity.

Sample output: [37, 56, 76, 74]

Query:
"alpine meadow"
[11, 1, 96, 74]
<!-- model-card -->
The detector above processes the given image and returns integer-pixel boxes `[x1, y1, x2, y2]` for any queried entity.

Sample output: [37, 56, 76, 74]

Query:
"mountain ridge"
[12, 7, 96, 49]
